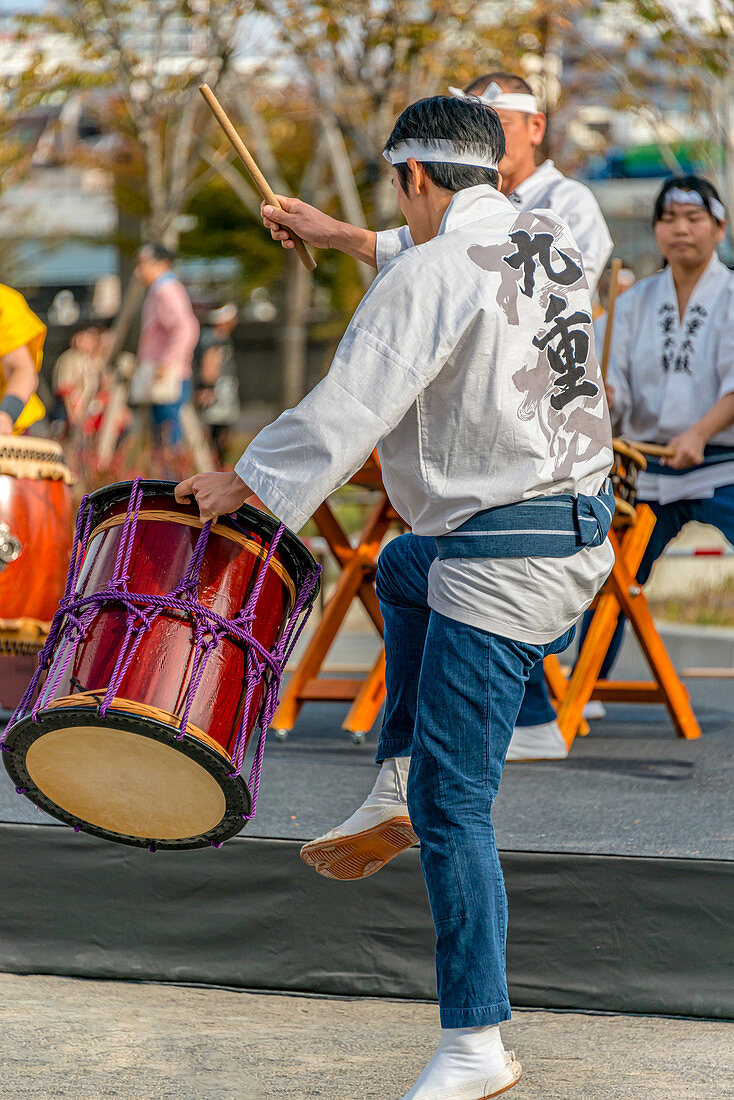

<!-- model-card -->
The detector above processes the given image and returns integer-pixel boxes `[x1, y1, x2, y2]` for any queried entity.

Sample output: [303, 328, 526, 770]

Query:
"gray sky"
[0, 1, 45, 11]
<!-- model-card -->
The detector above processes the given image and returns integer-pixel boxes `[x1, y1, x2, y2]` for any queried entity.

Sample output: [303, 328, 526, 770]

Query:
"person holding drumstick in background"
[450, 73, 613, 292]
[0, 284, 46, 437]
[577, 174, 734, 682]
[179, 94, 614, 1100]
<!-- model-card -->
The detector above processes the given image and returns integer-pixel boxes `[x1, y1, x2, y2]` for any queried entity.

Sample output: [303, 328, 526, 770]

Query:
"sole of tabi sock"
[399, 1057, 522, 1100]
[300, 817, 418, 880]
[505, 720, 568, 762]
[482, 1058, 522, 1099]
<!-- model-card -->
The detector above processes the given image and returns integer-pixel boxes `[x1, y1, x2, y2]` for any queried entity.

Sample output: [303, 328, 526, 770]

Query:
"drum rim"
[85, 479, 318, 595]
[2, 706, 252, 850]
[0, 434, 66, 458]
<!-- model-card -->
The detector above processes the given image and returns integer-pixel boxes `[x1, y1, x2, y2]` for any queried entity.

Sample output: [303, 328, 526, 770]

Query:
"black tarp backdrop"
[0, 825, 732, 1019]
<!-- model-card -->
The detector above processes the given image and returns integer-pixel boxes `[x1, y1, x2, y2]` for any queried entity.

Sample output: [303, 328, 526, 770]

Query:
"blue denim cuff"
[439, 999, 512, 1028]
[375, 737, 413, 764]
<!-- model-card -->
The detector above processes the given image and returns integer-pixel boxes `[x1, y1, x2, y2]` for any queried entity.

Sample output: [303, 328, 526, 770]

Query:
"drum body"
[2, 481, 318, 850]
[0, 436, 74, 712]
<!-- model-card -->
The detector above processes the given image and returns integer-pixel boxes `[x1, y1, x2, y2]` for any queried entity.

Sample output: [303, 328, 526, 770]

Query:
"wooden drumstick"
[199, 83, 316, 272]
[599, 257, 623, 382]
[630, 441, 675, 459]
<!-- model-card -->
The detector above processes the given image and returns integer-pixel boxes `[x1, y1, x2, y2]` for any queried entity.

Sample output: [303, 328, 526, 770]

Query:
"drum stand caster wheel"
[351, 731, 367, 746]
[273, 729, 289, 743]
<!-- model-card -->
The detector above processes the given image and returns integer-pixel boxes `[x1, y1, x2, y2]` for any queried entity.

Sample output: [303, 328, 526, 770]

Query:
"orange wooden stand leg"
[606, 529, 700, 741]
[554, 510, 657, 748]
[543, 654, 589, 736]
[550, 505, 701, 748]
[343, 648, 387, 741]
[271, 492, 395, 737]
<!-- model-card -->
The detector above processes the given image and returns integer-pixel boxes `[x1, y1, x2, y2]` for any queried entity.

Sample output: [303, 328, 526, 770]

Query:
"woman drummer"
[586, 174, 734, 679]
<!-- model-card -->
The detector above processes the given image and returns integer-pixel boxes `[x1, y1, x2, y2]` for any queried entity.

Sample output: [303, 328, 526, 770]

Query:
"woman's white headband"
[663, 187, 726, 222]
[449, 82, 540, 115]
[382, 138, 499, 171]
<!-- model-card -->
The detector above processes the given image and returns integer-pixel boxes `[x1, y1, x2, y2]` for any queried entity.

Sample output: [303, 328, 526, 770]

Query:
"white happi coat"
[238, 185, 614, 642]
[377, 160, 613, 291]
[600, 254, 734, 503]
[506, 160, 613, 290]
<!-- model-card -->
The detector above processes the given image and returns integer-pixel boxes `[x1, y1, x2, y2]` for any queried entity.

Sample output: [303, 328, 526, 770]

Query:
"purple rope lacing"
[2, 478, 321, 827]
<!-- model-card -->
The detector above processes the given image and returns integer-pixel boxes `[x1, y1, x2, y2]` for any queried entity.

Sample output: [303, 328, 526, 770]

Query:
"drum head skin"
[3, 707, 252, 850]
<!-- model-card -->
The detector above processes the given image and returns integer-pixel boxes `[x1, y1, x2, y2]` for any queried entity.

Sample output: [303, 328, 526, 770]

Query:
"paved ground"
[0, 974, 731, 1100]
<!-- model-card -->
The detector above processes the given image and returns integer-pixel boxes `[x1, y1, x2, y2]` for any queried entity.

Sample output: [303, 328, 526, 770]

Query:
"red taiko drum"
[2, 480, 319, 850]
[0, 435, 74, 713]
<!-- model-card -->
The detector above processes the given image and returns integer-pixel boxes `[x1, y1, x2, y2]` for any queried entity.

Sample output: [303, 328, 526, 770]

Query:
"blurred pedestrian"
[132, 243, 200, 453]
[194, 302, 241, 467]
[50, 325, 103, 437]
[0, 283, 46, 436]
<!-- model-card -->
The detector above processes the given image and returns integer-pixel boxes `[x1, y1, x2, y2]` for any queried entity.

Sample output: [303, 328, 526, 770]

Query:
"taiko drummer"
[577, 174, 734, 683]
[177, 95, 613, 1100]
[0, 283, 46, 436]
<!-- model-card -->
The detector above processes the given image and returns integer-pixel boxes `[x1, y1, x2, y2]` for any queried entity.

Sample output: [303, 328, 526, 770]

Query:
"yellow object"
[0, 283, 47, 432]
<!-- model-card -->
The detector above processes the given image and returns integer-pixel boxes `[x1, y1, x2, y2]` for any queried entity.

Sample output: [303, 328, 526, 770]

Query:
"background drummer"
[261, 70, 614, 763]
[449, 72, 613, 291]
[0, 283, 46, 436]
[582, 174, 734, 680]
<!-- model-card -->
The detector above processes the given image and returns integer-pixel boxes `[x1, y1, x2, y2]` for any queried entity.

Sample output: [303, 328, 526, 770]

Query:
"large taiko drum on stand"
[0, 436, 74, 712]
[2, 480, 320, 850]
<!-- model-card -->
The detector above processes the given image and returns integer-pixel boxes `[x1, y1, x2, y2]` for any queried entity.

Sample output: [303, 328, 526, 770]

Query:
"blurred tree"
[258, 0, 500, 227]
[2, 0, 255, 406]
[623, 1, 734, 223]
[6, 0, 252, 245]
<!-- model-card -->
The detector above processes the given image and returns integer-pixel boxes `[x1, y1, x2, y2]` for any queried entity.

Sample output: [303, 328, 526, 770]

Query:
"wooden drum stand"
[543, 439, 702, 748]
[271, 452, 402, 744]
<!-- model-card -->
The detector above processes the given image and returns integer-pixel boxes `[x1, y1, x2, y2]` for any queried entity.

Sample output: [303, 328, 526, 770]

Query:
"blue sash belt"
[643, 443, 734, 477]
[435, 479, 615, 560]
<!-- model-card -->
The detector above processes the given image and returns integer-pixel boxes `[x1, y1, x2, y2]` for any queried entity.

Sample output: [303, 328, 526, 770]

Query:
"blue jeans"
[579, 484, 734, 678]
[375, 534, 574, 1026]
[151, 377, 193, 447]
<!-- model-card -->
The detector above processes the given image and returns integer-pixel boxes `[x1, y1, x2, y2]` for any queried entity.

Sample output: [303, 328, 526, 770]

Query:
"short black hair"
[383, 95, 504, 194]
[466, 71, 534, 97]
[653, 175, 725, 225]
[138, 242, 175, 264]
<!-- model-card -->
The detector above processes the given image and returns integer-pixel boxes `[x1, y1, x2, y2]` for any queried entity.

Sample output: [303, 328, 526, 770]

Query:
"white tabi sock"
[311, 754, 411, 842]
[367, 753, 410, 808]
[400, 1025, 520, 1100]
[299, 756, 416, 879]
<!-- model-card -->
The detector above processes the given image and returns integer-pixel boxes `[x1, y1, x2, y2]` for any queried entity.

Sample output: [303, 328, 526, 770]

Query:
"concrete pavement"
[0, 974, 731, 1099]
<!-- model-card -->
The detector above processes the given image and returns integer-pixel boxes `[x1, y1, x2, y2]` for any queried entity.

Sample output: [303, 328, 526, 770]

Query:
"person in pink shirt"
[134, 243, 200, 448]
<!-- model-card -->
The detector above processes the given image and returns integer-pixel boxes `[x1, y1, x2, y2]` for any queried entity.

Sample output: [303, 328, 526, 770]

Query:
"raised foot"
[300, 817, 418, 880]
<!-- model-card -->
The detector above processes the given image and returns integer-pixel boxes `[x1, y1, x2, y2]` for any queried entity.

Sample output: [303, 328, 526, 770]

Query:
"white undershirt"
[428, 542, 614, 643]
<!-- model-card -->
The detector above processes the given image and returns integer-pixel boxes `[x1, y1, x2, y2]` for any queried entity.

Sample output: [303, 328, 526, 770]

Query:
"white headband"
[663, 186, 726, 222]
[382, 138, 499, 171]
[449, 81, 540, 115]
